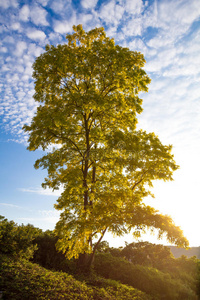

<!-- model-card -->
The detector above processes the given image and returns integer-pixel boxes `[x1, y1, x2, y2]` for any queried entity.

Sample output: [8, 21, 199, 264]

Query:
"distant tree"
[0, 216, 40, 259]
[94, 240, 110, 253]
[121, 241, 174, 267]
[24, 25, 188, 271]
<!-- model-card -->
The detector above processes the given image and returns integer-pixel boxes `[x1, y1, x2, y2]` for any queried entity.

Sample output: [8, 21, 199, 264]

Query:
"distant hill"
[169, 246, 200, 259]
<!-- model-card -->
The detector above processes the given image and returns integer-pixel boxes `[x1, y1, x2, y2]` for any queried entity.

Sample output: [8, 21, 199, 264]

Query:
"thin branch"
[92, 227, 107, 254]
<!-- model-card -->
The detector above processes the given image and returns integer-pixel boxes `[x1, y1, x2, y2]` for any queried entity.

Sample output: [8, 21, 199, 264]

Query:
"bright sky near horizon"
[0, 0, 200, 248]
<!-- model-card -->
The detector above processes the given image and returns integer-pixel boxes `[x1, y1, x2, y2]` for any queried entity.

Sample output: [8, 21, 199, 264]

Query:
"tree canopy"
[24, 25, 188, 266]
[0, 215, 40, 259]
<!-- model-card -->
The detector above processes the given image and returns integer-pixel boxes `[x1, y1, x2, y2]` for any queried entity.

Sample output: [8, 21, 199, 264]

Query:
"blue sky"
[0, 0, 200, 247]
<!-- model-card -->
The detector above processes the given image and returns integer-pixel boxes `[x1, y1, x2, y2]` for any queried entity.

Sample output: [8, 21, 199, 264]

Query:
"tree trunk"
[76, 228, 107, 273]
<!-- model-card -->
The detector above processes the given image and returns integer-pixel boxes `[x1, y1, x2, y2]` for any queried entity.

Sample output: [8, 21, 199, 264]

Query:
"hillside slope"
[0, 254, 150, 300]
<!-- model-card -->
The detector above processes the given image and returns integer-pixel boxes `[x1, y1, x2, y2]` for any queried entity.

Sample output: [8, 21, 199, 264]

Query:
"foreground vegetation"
[0, 216, 199, 299]
[0, 254, 149, 300]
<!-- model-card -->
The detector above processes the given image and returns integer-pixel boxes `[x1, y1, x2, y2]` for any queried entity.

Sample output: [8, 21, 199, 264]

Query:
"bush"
[0, 216, 41, 259]
[32, 230, 75, 273]
[94, 253, 198, 299]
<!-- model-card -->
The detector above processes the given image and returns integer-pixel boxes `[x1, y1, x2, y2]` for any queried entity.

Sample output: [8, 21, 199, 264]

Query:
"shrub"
[0, 216, 41, 259]
[32, 230, 75, 273]
[0, 254, 150, 300]
[94, 253, 198, 299]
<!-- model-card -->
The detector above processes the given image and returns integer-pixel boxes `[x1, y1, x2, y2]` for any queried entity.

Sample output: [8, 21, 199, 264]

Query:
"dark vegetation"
[0, 216, 199, 299]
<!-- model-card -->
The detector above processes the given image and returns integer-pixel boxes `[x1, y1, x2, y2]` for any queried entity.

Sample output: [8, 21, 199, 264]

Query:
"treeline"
[0, 216, 200, 299]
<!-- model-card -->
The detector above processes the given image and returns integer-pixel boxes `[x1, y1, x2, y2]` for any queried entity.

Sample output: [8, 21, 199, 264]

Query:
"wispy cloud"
[0, 203, 21, 209]
[0, 203, 59, 228]
[16, 210, 60, 228]
[19, 187, 62, 197]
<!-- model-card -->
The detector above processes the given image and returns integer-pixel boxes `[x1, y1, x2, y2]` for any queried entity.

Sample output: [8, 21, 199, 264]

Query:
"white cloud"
[24, 63, 33, 76]
[147, 33, 173, 49]
[28, 43, 44, 57]
[145, 46, 178, 73]
[0, 203, 21, 208]
[158, 0, 200, 27]
[2, 36, 15, 43]
[10, 22, 21, 31]
[124, 0, 144, 14]
[18, 211, 60, 227]
[163, 62, 199, 77]
[0, 64, 38, 137]
[19, 187, 63, 197]
[37, 0, 49, 6]
[54, 19, 75, 34]
[50, 0, 72, 14]
[99, 0, 124, 25]
[121, 17, 143, 37]
[38, 210, 60, 219]
[0, 46, 7, 53]
[138, 73, 200, 150]
[30, 5, 49, 26]
[128, 38, 148, 54]
[0, 0, 18, 9]
[145, 0, 200, 49]
[78, 13, 93, 25]
[81, 0, 98, 10]
[105, 26, 118, 38]
[14, 41, 27, 57]
[1, 65, 10, 72]
[146, 23, 200, 77]
[19, 5, 30, 22]
[27, 29, 46, 41]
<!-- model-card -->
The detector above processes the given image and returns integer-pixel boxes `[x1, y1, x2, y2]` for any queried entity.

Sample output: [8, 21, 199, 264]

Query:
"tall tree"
[24, 25, 188, 270]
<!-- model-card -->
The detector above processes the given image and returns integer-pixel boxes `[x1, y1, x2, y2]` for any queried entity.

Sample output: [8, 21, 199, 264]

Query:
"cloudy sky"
[0, 0, 200, 247]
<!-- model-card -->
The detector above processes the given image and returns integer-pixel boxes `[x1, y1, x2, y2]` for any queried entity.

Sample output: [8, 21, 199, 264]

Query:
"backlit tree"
[24, 25, 188, 270]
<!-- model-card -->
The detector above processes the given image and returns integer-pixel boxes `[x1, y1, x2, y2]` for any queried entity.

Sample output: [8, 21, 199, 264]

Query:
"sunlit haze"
[0, 0, 200, 248]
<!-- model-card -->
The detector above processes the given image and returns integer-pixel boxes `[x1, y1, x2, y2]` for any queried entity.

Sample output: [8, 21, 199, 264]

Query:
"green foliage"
[117, 242, 199, 294]
[0, 254, 93, 300]
[32, 230, 75, 273]
[120, 241, 174, 267]
[94, 240, 110, 253]
[0, 216, 41, 259]
[0, 254, 149, 300]
[83, 274, 151, 300]
[24, 24, 188, 263]
[94, 253, 198, 299]
[196, 260, 200, 297]
[0, 222, 199, 300]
